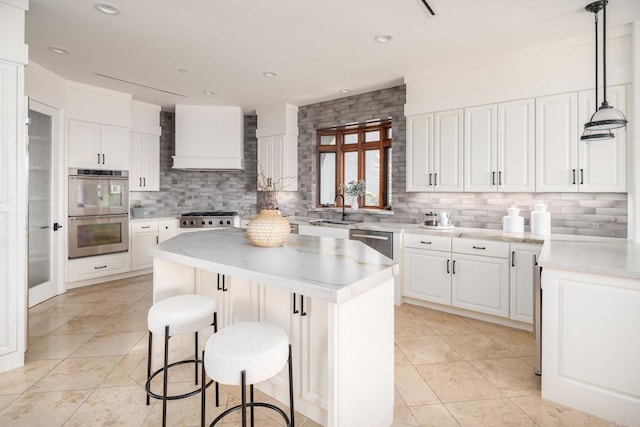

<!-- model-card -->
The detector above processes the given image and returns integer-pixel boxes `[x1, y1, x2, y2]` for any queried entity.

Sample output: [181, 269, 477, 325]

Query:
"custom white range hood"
[173, 104, 244, 170]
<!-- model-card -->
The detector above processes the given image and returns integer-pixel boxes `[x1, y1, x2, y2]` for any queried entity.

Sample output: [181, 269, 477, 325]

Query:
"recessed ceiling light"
[374, 34, 393, 43]
[178, 69, 189, 74]
[262, 71, 277, 78]
[339, 89, 352, 94]
[48, 46, 70, 55]
[94, 2, 121, 15]
[203, 90, 215, 96]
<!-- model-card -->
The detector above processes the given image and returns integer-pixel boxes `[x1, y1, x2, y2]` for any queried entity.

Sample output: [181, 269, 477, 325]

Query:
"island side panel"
[328, 277, 395, 427]
[542, 268, 640, 423]
[153, 257, 197, 303]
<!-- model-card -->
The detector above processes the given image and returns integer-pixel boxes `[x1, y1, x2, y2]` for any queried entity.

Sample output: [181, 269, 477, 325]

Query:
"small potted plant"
[340, 179, 365, 210]
[132, 203, 144, 218]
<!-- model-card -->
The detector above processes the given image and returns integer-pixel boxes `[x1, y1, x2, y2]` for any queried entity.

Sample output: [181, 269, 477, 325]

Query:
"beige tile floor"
[0, 274, 612, 426]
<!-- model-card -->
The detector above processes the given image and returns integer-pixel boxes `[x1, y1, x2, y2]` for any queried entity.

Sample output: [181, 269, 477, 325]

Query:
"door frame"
[27, 99, 66, 307]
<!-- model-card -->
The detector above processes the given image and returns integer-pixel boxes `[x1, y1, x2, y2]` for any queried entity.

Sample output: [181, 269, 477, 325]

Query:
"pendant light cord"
[594, 10, 599, 108]
[601, 0, 609, 107]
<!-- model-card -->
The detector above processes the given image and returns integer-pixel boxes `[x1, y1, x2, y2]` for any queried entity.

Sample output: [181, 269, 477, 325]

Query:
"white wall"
[630, 21, 640, 243]
[25, 61, 66, 109]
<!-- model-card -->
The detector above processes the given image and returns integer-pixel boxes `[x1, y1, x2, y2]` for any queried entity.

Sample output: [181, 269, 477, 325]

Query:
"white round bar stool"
[201, 322, 294, 427]
[146, 294, 218, 427]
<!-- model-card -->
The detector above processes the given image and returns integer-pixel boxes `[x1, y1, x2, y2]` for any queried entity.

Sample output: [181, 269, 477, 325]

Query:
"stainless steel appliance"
[424, 212, 438, 227]
[534, 255, 542, 376]
[179, 211, 240, 230]
[68, 168, 129, 216]
[349, 229, 393, 259]
[68, 169, 129, 259]
[68, 214, 129, 259]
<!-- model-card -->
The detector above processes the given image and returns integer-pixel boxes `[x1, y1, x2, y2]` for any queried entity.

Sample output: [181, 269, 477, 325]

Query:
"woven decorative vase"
[246, 210, 291, 247]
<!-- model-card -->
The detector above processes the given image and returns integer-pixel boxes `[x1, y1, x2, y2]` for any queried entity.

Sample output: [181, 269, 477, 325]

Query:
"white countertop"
[150, 228, 396, 303]
[130, 215, 179, 222]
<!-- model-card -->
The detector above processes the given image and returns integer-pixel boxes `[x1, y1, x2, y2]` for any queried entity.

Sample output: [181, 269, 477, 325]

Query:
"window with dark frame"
[317, 120, 392, 210]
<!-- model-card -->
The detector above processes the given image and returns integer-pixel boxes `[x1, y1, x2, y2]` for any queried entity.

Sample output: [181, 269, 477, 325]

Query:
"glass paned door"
[28, 101, 61, 307]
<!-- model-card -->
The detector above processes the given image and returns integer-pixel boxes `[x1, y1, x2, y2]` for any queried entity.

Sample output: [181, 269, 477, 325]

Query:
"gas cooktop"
[180, 211, 239, 228]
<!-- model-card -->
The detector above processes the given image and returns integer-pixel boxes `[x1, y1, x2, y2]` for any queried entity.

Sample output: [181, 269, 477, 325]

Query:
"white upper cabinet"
[464, 105, 497, 191]
[497, 99, 535, 191]
[465, 99, 534, 192]
[130, 101, 161, 191]
[535, 92, 578, 192]
[68, 120, 130, 170]
[130, 132, 160, 191]
[577, 85, 626, 192]
[406, 110, 463, 192]
[256, 103, 298, 191]
[536, 86, 626, 193]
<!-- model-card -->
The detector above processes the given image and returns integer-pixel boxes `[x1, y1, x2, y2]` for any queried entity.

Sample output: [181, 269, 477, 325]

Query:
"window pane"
[365, 130, 380, 142]
[387, 127, 393, 139]
[320, 135, 336, 146]
[344, 133, 358, 144]
[364, 150, 380, 206]
[343, 152, 358, 188]
[386, 147, 392, 207]
[319, 153, 336, 205]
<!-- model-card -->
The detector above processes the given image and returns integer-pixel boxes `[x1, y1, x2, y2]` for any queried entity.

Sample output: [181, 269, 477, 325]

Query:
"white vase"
[351, 196, 359, 210]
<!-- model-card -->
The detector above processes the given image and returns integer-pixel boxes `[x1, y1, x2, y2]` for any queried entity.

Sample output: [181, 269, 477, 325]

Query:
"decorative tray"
[419, 224, 455, 230]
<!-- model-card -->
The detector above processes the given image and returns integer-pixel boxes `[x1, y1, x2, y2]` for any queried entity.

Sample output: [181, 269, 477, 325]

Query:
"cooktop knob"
[208, 220, 213, 225]
[190, 220, 195, 225]
[226, 220, 231, 225]
[201, 220, 206, 225]
[182, 221, 187, 226]
[219, 220, 224, 225]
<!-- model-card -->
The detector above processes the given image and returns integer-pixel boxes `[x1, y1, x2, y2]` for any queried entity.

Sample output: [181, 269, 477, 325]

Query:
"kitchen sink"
[307, 219, 362, 226]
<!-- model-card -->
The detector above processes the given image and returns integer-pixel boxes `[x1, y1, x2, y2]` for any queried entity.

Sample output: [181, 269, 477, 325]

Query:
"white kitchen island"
[149, 228, 396, 427]
[538, 237, 640, 424]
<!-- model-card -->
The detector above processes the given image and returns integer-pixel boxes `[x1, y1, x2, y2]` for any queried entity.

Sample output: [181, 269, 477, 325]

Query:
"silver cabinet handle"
[351, 234, 388, 241]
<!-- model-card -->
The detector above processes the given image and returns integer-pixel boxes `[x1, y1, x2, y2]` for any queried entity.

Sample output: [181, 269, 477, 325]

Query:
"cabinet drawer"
[131, 220, 158, 233]
[404, 233, 451, 252]
[453, 238, 509, 258]
[68, 252, 130, 282]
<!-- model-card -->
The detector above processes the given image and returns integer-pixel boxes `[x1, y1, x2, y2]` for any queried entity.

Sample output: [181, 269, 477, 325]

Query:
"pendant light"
[583, 0, 628, 132]
[581, 1, 614, 141]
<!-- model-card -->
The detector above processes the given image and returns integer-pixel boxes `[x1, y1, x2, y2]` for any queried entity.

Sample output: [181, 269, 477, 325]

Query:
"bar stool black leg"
[250, 384, 254, 427]
[241, 370, 247, 427]
[146, 331, 153, 405]
[162, 325, 170, 427]
[288, 344, 295, 427]
[201, 350, 206, 427]
[213, 313, 219, 408]
[194, 331, 199, 385]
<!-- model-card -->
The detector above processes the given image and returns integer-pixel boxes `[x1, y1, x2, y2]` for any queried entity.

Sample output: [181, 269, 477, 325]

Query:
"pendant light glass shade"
[584, 103, 628, 130]
[583, 0, 628, 132]
[580, 127, 614, 141]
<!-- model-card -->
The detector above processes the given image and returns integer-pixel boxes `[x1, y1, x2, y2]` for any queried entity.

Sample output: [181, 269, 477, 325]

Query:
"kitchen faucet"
[335, 194, 347, 221]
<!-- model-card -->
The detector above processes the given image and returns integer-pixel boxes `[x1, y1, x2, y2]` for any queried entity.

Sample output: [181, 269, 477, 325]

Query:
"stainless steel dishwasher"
[349, 229, 393, 259]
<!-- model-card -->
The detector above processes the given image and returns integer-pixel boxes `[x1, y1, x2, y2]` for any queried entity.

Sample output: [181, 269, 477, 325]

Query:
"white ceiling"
[26, 0, 640, 113]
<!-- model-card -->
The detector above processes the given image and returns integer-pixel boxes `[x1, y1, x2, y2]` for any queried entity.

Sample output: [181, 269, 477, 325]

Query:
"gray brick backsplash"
[132, 86, 627, 238]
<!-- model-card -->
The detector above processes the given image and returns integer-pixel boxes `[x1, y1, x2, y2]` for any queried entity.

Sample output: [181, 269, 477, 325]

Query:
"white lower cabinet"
[403, 248, 451, 305]
[67, 252, 130, 282]
[158, 219, 179, 243]
[509, 243, 541, 323]
[131, 219, 179, 271]
[451, 253, 510, 318]
[258, 285, 328, 417]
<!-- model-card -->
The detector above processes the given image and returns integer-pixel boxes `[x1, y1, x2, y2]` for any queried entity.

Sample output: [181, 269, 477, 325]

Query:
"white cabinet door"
[158, 219, 178, 243]
[498, 99, 535, 192]
[101, 125, 130, 170]
[464, 105, 497, 192]
[452, 253, 509, 318]
[433, 109, 463, 192]
[68, 120, 102, 168]
[131, 232, 157, 271]
[129, 132, 143, 191]
[224, 277, 258, 327]
[578, 85, 626, 192]
[141, 134, 160, 191]
[509, 243, 540, 324]
[403, 248, 451, 305]
[258, 135, 298, 191]
[406, 114, 433, 191]
[258, 286, 328, 410]
[535, 92, 578, 192]
[299, 295, 328, 409]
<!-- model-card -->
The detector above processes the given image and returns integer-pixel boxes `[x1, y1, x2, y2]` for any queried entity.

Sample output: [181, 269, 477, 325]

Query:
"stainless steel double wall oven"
[68, 168, 129, 259]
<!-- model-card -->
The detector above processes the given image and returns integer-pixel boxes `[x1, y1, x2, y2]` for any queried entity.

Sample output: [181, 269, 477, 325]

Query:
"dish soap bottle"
[530, 201, 551, 235]
[503, 204, 524, 233]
